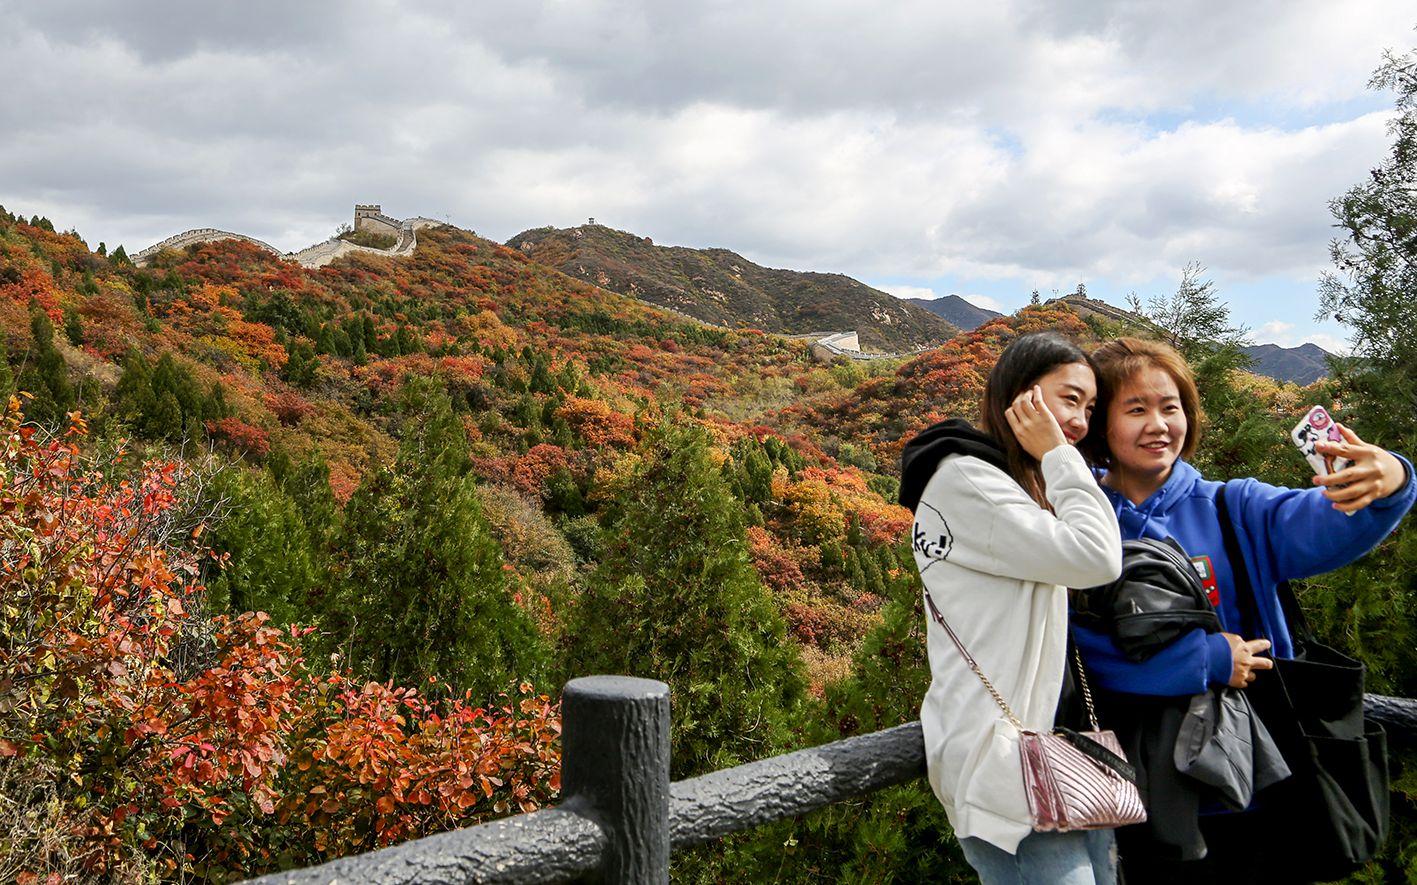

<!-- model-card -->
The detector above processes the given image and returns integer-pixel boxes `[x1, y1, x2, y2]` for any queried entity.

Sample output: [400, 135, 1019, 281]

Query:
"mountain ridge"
[898, 294, 1004, 331]
[506, 223, 958, 352]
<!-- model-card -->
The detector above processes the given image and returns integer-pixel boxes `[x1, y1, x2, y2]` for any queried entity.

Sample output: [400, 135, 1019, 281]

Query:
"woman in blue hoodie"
[1073, 337, 1415, 880]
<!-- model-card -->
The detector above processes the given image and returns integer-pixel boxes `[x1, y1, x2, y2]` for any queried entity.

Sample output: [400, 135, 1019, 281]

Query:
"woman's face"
[1106, 367, 1188, 480]
[1031, 361, 1097, 445]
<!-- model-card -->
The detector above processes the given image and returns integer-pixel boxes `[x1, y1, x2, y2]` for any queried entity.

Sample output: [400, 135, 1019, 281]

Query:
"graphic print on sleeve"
[913, 500, 953, 572]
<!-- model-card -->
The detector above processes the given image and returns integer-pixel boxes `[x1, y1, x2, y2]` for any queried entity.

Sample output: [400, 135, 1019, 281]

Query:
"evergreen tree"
[1320, 44, 1417, 446]
[326, 377, 547, 697]
[16, 310, 74, 426]
[564, 418, 805, 778]
[63, 309, 84, 346]
[109, 244, 130, 265]
[283, 340, 318, 387]
[205, 467, 326, 626]
[112, 350, 155, 427]
[1309, 44, 1417, 881]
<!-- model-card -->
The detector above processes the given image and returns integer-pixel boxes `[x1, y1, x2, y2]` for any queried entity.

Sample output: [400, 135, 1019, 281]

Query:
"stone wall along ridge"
[133, 209, 450, 270]
[133, 228, 283, 266]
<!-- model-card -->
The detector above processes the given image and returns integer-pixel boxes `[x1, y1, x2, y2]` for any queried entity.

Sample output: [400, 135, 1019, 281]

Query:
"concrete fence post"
[561, 676, 671, 884]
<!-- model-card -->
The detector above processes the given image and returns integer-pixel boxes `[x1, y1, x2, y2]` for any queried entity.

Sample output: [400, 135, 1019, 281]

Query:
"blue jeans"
[959, 829, 1117, 885]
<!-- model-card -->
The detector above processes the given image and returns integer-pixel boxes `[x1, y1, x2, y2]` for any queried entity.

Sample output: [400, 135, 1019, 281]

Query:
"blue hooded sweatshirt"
[1075, 457, 1415, 696]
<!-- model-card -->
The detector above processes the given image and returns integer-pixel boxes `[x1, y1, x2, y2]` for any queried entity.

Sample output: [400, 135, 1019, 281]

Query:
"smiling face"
[1106, 366, 1188, 484]
[1032, 361, 1097, 446]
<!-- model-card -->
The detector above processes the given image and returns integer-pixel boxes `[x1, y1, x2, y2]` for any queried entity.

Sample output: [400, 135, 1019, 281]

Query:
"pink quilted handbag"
[925, 591, 1146, 832]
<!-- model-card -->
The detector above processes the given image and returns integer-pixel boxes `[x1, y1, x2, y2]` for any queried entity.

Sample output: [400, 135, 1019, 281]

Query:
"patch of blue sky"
[984, 128, 1026, 157]
[1094, 90, 1392, 133]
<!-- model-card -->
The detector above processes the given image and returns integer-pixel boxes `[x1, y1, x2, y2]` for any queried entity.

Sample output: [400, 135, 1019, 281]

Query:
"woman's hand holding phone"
[1313, 424, 1408, 513]
[1005, 386, 1068, 461]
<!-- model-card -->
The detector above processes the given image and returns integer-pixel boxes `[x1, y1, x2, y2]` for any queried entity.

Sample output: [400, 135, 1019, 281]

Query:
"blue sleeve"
[1074, 625, 1233, 696]
[1235, 452, 1415, 583]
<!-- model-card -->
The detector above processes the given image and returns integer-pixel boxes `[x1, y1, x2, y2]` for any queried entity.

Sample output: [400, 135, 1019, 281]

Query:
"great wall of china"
[132, 204, 445, 270]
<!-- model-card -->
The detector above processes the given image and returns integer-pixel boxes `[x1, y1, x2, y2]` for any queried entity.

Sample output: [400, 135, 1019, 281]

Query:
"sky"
[1, 1, 1411, 352]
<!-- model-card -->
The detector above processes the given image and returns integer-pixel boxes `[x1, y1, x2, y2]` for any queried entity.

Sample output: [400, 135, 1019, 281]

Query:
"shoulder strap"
[1214, 483, 1311, 645]
[923, 589, 1101, 732]
[923, 590, 1024, 729]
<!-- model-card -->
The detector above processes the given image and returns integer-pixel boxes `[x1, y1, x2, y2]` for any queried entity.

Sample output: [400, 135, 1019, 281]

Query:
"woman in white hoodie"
[899, 332, 1123, 884]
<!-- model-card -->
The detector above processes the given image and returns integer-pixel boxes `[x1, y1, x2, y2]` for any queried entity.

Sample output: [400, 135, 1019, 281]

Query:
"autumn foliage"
[0, 403, 558, 882]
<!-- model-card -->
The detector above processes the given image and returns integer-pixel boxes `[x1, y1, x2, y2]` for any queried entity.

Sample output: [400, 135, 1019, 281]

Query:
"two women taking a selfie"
[902, 332, 1414, 884]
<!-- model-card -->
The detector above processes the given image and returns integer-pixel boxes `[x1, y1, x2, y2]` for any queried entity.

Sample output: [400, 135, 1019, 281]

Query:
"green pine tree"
[16, 310, 74, 426]
[205, 466, 327, 626]
[0, 337, 13, 402]
[326, 377, 547, 697]
[564, 418, 805, 778]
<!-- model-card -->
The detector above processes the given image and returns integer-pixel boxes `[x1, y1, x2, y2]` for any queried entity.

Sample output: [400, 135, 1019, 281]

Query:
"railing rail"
[248, 682, 1417, 885]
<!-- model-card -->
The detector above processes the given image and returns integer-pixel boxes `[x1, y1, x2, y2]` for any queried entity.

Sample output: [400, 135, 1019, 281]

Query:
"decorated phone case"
[1291, 405, 1352, 477]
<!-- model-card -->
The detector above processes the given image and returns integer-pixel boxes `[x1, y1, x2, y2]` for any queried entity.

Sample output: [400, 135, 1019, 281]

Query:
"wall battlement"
[134, 204, 446, 269]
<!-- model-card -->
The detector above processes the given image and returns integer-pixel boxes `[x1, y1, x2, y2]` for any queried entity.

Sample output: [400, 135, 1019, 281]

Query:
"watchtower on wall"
[353, 203, 401, 237]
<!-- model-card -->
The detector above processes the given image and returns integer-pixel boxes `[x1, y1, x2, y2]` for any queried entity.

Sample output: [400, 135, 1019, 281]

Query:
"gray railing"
[248, 677, 1417, 885]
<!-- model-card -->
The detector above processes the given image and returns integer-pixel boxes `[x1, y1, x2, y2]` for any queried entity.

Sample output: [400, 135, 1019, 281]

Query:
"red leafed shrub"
[746, 526, 805, 593]
[784, 602, 830, 645]
[0, 404, 560, 882]
[206, 416, 272, 458]
[276, 680, 560, 854]
[264, 390, 315, 426]
[510, 443, 570, 500]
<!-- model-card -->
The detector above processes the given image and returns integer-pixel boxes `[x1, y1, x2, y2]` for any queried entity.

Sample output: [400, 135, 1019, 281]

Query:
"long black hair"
[978, 331, 1095, 506]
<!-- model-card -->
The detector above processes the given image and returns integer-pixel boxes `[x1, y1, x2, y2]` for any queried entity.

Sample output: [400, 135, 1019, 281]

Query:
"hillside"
[0, 211, 916, 691]
[898, 294, 1003, 331]
[507, 224, 958, 352]
[1240, 342, 1332, 385]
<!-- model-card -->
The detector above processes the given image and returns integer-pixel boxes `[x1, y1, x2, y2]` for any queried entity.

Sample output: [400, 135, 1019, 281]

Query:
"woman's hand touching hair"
[1313, 424, 1409, 513]
[1005, 386, 1068, 461]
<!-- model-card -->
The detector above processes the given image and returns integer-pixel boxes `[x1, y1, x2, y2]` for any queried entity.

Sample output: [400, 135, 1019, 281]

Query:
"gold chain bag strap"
[924, 590, 1146, 832]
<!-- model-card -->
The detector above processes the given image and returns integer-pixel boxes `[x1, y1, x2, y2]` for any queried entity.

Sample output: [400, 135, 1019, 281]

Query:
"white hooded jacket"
[912, 444, 1121, 853]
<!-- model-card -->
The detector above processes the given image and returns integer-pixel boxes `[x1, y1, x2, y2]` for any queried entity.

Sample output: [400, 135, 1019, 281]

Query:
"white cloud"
[883, 285, 939, 301]
[1258, 321, 1296, 342]
[961, 294, 1006, 312]
[1254, 321, 1351, 355]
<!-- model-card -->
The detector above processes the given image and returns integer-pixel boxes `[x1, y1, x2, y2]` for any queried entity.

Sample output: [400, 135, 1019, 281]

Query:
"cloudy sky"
[2, 1, 1411, 350]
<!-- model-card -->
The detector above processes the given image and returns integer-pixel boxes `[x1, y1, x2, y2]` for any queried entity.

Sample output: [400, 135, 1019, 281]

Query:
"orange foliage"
[510, 444, 570, 500]
[264, 390, 315, 426]
[556, 397, 636, 449]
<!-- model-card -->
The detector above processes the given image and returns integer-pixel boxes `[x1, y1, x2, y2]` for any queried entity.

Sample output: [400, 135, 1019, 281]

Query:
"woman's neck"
[1103, 466, 1171, 506]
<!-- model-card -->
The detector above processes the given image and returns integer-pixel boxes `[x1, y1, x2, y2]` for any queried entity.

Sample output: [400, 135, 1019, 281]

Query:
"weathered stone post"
[561, 676, 671, 884]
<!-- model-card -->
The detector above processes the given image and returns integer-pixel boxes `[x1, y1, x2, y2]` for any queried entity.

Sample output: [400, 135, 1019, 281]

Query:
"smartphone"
[1291, 405, 1352, 477]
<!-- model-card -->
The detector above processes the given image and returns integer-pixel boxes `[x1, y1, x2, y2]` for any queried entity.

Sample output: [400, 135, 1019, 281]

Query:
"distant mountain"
[507, 224, 958, 352]
[1241, 343, 1333, 385]
[899, 294, 1004, 331]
